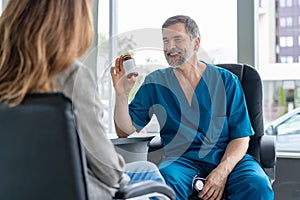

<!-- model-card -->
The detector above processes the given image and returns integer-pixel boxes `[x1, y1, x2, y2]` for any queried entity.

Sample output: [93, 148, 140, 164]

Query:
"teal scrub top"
[129, 64, 254, 166]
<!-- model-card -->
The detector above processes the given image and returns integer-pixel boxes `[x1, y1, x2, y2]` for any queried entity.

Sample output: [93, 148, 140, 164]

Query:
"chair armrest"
[260, 135, 276, 168]
[148, 134, 163, 151]
[147, 135, 164, 165]
[114, 180, 176, 200]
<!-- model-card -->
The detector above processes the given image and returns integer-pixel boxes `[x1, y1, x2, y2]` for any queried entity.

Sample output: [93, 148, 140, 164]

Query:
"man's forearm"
[114, 94, 136, 137]
[217, 137, 250, 176]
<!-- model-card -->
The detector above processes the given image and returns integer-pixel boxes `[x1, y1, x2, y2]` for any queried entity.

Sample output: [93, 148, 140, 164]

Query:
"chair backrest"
[0, 93, 88, 200]
[217, 64, 264, 161]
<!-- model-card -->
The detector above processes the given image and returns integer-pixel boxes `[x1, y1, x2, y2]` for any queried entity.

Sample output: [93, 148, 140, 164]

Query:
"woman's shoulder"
[54, 61, 90, 83]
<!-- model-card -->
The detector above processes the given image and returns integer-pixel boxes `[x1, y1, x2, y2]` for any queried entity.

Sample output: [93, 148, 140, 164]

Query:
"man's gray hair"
[162, 15, 201, 39]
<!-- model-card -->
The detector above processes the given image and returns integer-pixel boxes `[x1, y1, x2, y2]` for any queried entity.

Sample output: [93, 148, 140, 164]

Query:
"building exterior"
[276, 0, 300, 63]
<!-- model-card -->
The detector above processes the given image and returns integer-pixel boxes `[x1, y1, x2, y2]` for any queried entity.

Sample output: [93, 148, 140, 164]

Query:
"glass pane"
[286, 17, 293, 26]
[287, 56, 294, 63]
[280, 37, 287, 47]
[286, 36, 293, 47]
[280, 0, 286, 7]
[259, 1, 300, 131]
[99, 0, 237, 134]
[117, 0, 237, 65]
[280, 17, 286, 27]
[286, 0, 293, 7]
[280, 56, 287, 63]
[116, 0, 237, 134]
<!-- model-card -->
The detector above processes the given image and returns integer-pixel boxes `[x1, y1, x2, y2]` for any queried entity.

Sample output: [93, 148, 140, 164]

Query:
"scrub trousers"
[159, 154, 274, 200]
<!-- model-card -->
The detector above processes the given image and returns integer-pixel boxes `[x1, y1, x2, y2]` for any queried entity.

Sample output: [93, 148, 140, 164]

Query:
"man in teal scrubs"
[111, 15, 274, 200]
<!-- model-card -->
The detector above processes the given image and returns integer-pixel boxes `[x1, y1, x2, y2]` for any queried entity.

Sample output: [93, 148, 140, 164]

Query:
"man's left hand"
[198, 167, 227, 200]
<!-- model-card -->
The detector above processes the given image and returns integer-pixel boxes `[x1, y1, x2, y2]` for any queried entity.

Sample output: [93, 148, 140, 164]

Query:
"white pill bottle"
[123, 54, 137, 77]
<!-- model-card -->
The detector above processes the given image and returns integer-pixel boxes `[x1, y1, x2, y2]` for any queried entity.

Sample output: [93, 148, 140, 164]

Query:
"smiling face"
[162, 23, 199, 68]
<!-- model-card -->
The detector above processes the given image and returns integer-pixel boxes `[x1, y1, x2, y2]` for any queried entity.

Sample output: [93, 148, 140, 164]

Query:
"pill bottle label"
[123, 59, 136, 76]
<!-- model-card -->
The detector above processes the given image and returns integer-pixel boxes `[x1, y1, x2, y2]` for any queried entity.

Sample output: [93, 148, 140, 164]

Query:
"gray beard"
[166, 56, 186, 68]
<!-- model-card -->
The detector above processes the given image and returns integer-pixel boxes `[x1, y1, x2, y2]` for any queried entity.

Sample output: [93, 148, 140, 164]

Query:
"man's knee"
[227, 174, 274, 199]
[251, 175, 274, 198]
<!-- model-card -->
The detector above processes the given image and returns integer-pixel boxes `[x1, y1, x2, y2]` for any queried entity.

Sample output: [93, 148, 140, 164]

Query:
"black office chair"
[148, 63, 276, 198]
[0, 93, 175, 200]
[216, 64, 276, 176]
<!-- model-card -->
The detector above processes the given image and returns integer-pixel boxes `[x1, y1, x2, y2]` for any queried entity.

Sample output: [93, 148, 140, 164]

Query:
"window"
[280, 56, 294, 63]
[299, 35, 300, 46]
[280, 0, 286, 7]
[280, 37, 286, 47]
[286, 17, 293, 26]
[117, 0, 237, 64]
[287, 0, 293, 7]
[98, 0, 237, 134]
[280, 36, 294, 47]
[280, 56, 287, 63]
[299, 16, 300, 25]
[279, 56, 294, 63]
[287, 36, 294, 46]
[117, 0, 237, 131]
[280, 18, 286, 27]
[287, 56, 294, 63]
[280, 0, 293, 7]
[281, 17, 293, 27]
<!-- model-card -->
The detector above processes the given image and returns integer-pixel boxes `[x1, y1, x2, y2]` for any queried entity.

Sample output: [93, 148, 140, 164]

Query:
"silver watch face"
[195, 180, 204, 191]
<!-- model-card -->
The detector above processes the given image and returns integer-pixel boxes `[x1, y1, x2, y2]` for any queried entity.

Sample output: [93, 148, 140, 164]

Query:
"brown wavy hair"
[0, 0, 93, 106]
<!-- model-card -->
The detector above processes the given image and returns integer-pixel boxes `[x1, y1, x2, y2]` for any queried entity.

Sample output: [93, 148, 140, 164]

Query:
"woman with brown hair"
[0, 0, 165, 199]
